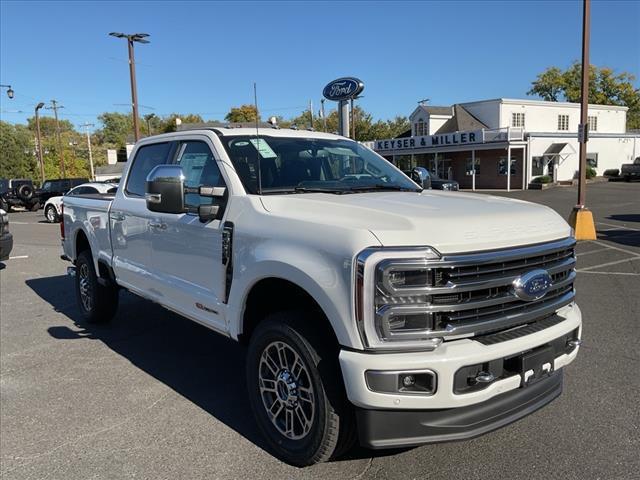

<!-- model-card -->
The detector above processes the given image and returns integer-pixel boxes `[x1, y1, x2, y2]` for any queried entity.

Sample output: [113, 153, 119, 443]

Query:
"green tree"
[0, 121, 38, 179]
[225, 105, 259, 123]
[97, 112, 133, 146]
[160, 113, 205, 133]
[528, 63, 640, 129]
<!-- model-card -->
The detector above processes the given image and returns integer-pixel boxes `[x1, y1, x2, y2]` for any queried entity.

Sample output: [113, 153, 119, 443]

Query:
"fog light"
[365, 370, 436, 395]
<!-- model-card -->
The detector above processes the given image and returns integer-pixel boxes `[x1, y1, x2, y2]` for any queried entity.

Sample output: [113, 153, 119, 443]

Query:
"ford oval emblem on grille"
[512, 269, 553, 301]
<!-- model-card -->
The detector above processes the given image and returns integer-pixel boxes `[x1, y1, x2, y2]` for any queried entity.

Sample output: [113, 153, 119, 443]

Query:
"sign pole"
[568, 0, 596, 240]
[339, 100, 350, 137]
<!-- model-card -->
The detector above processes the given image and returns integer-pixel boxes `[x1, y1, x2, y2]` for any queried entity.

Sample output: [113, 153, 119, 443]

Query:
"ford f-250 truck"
[61, 127, 582, 466]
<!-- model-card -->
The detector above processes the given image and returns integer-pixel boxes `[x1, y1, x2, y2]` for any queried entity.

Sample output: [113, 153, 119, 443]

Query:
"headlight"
[356, 248, 443, 351]
[442, 184, 452, 190]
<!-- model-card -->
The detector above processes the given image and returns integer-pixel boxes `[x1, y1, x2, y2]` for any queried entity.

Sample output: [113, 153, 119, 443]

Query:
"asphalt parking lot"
[1, 182, 638, 480]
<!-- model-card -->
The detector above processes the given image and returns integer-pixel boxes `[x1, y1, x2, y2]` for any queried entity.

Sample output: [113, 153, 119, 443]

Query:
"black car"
[430, 175, 459, 191]
[0, 208, 13, 261]
[0, 178, 40, 211]
[36, 177, 89, 204]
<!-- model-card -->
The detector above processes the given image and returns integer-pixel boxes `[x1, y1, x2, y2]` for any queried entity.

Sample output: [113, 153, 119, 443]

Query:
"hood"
[260, 191, 571, 254]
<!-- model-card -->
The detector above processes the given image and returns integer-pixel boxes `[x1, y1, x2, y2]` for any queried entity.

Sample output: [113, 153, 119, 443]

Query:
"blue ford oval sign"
[323, 77, 364, 101]
[512, 269, 553, 301]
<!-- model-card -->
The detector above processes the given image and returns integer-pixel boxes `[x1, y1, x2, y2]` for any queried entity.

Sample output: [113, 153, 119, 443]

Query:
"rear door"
[110, 141, 175, 295]
[148, 138, 229, 332]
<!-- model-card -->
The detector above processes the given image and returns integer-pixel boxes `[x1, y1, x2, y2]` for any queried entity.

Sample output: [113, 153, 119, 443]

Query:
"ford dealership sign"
[323, 77, 364, 101]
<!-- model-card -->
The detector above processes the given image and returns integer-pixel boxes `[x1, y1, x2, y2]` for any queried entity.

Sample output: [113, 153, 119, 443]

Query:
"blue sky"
[1, 0, 638, 130]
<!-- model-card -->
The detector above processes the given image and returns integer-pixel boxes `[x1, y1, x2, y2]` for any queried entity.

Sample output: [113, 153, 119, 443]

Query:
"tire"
[246, 312, 355, 466]
[30, 201, 40, 212]
[0, 198, 8, 212]
[75, 250, 119, 323]
[45, 205, 59, 223]
[625, 175, 631, 182]
[17, 184, 34, 201]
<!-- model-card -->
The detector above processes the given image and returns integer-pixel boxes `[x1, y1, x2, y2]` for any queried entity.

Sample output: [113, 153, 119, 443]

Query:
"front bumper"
[0, 232, 13, 261]
[357, 369, 563, 449]
[341, 304, 581, 448]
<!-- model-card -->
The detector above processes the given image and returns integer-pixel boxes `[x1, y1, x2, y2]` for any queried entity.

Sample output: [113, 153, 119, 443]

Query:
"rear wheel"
[29, 201, 40, 212]
[45, 205, 59, 223]
[75, 250, 119, 323]
[246, 312, 355, 466]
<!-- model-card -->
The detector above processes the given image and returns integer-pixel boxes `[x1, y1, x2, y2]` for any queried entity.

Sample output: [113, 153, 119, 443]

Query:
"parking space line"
[597, 221, 640, 232]
[8, 221, 54, 226]
[8, 255, 29, 260]
[577, 256, 640, 272]
[578, 271, 640, 276]
[592, 240, 640, 258]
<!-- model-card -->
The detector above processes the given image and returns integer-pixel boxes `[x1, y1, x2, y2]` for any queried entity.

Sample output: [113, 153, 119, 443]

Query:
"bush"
[586, 166, 597, 179]
[531, 175, 552, 184]
[603, 168, 619, 177]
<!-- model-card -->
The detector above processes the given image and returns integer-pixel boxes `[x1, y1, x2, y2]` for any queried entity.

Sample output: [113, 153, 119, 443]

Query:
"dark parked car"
[36, 177, 89, 205]
[621, 157, 640, 181]
[0, 208, 13, 261]
[430, 175, 459, 191]
[0, 178, 40, 211]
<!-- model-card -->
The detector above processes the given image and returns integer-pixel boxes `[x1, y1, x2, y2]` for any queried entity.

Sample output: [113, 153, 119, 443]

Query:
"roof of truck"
[142, 126, 348, 143]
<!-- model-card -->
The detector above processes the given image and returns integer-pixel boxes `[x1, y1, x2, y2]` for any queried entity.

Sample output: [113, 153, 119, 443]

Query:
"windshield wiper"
[293, 187, 346, 194]
[346, 184, 421, 193]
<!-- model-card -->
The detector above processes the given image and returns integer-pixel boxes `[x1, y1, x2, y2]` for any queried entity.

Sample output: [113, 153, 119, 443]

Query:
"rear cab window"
[125, 142, 173, 197]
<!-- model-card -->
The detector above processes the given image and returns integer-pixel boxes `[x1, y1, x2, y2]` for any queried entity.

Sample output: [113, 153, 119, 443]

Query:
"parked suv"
[0, 178, 40, 211]
[44, 182, 117, 223]
[36, 178, 89, 205]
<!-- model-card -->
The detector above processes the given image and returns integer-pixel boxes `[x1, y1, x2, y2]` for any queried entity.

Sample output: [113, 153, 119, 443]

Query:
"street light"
[108, 32, 150, 141]
[35, 102, 45, 184]
[0, 84, 14, 99]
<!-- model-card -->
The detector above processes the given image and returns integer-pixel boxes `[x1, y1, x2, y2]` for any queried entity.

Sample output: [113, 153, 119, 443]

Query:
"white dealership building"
[367, 98, 639, 190]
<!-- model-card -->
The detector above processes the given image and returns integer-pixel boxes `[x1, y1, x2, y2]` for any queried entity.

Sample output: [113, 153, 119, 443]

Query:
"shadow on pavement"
[607, 214, 640, 223]
[597, 229, 640, 248]
[25, 275, 392, 464]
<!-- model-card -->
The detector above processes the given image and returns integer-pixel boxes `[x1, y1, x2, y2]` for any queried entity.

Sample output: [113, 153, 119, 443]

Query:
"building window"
[558, 114, 570, 131]
[588, 115, 598, 132]
[498, 157, 517, 175]
[511, 112, 525, 128]
[532, 156, 544, 176]
[586, 153, 598, 168]
[465, 157, 480, 175]
[415, 119, 425, 136]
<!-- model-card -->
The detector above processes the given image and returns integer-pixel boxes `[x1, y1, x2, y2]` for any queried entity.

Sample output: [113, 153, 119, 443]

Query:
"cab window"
[126, 142, 172, 197]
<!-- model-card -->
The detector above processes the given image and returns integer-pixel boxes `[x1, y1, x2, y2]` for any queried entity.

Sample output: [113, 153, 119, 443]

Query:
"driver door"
[149, 139, 228, 332]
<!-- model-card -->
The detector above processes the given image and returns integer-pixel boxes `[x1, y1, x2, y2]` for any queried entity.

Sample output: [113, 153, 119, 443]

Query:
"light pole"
[0, 84, 14, 99]
[109, 32, 150, 142]
[35, 102, 45, 184]
[80, 123, 95, 180]
[569, 0, 596, 240]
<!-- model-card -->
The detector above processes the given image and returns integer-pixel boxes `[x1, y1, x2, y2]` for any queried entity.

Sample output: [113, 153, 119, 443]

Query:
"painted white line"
[9, 221, 54, 226]
[597, 221, 640, 232]
[578, 256, 640, 272]
[578, 271, 640, 277]
[592, 240, 640, 258]
[8, 255, 29, 260]
[576, 247, 611, 257]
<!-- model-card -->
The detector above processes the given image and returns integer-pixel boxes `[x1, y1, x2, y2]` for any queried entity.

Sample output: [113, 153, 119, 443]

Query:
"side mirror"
[145, 165, 185, 213]
[411, 167, 432, 190]
[195, 186, 227, 222]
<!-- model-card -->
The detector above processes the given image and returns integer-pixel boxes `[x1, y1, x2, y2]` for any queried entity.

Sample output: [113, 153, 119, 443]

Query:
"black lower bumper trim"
[356, 370, 563, 449]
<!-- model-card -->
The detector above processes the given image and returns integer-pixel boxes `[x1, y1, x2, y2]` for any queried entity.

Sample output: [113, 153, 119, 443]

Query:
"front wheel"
[45, 205, 59, 223]
[246, 313, 355, 466]
[75, 250, 119, 323]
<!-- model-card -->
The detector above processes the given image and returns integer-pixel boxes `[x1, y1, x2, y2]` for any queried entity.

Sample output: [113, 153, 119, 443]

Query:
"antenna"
[253, 82, 262, 194]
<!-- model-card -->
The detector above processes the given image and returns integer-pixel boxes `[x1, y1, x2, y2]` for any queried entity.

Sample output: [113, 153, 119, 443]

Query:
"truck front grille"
[422, 238, 576, 339]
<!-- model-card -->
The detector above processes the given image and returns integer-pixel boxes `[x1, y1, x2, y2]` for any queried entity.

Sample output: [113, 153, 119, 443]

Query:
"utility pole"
[569, 0, 596, 240]
[80, 123, 95, 180]
[320, 99, 327, 131]
[109, 32, 150, 142]
[35, 102, 45, 184]
[48, 100, 66, 178]
[309, 100, 314, 130]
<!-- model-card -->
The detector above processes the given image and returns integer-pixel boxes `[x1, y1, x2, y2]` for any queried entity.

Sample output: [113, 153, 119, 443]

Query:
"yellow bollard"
[568, 207, 597, 240]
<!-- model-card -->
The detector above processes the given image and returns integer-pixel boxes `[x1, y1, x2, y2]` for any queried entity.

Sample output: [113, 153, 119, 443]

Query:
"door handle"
[149, 221, 167, 230]
[111, 211, 125, 221]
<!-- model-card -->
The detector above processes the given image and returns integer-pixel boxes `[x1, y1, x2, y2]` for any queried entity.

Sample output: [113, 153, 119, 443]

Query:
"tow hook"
[67, 266, 76, 277]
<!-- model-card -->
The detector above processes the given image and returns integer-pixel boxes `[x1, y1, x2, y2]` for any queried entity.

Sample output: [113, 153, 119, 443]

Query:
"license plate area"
[516, 345, 555, 386]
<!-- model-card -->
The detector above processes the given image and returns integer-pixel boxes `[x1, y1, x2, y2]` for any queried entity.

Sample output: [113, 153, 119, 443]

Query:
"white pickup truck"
[61, 127, 582, 466]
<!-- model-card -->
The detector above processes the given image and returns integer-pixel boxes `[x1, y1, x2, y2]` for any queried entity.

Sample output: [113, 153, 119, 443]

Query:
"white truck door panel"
[148, 139, 228, 332]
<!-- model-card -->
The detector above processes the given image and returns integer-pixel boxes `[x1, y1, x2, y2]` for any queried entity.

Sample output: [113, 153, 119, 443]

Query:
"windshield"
[220, 135, 420, 194]
[41, 181, 52, 191]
